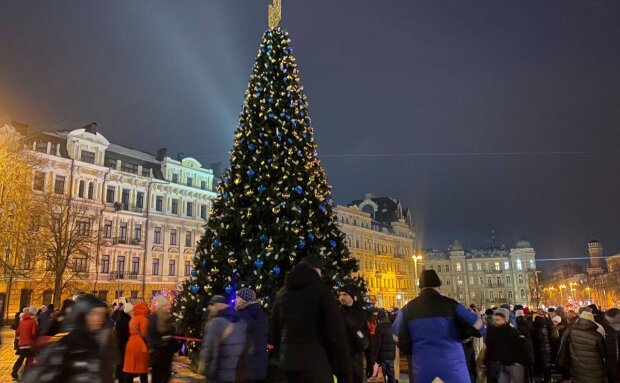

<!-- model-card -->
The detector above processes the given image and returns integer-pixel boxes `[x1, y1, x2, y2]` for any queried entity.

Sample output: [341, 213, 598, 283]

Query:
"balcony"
[108, 271, 140, 280]
[112, 237, 142, 246]
[106, 202, 144, 214]
[483, 269, 504, 274]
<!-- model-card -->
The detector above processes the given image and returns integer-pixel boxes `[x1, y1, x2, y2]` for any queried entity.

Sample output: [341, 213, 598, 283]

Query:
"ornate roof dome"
[516, 239, 532, 249]
[450, 240, 463, 251]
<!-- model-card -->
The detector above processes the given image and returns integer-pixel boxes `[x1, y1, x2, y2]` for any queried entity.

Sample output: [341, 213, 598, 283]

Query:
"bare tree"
[33, 192, 102, 307]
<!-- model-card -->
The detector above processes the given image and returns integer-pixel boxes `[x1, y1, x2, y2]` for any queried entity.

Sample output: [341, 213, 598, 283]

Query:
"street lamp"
[559, 284, 566, 305]
[412, 254, 422, 297]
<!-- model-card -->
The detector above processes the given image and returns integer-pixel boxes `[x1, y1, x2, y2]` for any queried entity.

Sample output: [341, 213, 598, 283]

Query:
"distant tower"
[588, 238, 603, 268]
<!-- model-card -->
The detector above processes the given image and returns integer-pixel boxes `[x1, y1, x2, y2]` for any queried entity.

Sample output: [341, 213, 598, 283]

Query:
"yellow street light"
[412, 254, 422, 297]
[559, 284, 566, 304]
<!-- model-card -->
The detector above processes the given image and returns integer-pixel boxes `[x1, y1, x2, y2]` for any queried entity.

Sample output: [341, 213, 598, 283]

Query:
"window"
[87, 182, 94, 199]
[185, 231, 192, 247]
[518, 274, 524, 284]
[172, 173, 178, 183]
[121, 163, 138, 174]
[457, 276, 463, 286]
[119, 223, 127, 242]
[101, 255, 110, 273]
[186, 202, 193, 217]
[54, 175, 65, 194]
[200, 205, 207, 219]
[446, 278, 451, 285]
[33, 172, 45, 191]
[469, 276, 474, 285]
[106, 186, 115, 203]
[520, 289, 526, 299]
[131, 257, 140, 275]
[170, 229, 177, 245]
[42, 290, 53, 305]
[504, 261, 510, 270]
[487, 276, 492, 286]
[476, 263, 482, 271]
[155, 196, 163, 212]
[184, 260, 191, 276]
[508, 291, 513, 300]
[456, 263, 461, 272]
[106, 158, 117, 169]
[479, 276, 484, 285]
[136, 192, 144, 209]
[104, 220, 112, 238]
[35, 141, 48, 153]
[169, 260, 176, 276]
[115, 290, 123, 299]
[117, 256, 126, 274]
[494, 262, 500, 271]
[80, 150, 95, 164]
[74, 255, 87, 272]
[437, 265, 442, 273]
[445, 265, 450, 272]
[467, 263, 473, 272]
[516, 259, 523, 270]
[134, 224, 142, 241]
[77, 220, 90, 236]
[187, 177, 193, 187]
[98, 290, 108, 302]
[529, 259, 535, 269]
[171, 199, 178, 214]
[152, 259, 160, 275]
[154, 227, 161, 244]
[201, 180, 207, 190]
[130, 291, 138, 299]
[497, 276, 502, 285]
[121, 189, 130, 209]
[506, 276, 511, 284]
[78, 180, 86, 197]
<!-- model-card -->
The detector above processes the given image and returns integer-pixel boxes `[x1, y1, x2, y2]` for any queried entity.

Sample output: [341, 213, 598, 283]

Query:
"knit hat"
[552, 315, 562, 325]
[580, 310, 595, 323]
[484, 308, 494, 316]
[555, 305, 565, 313]
[500, 303, 511, 310]
[123, 302, 134, 314]
[339, 284, 358, 301]
[523, 307, 531, 315]
[236, 288, 257, 302]
[419, 270, 441, 289]
[514, 304, 524, 311]
[28, 306, 38, 315]
[300, 254, 324, 271]
[494, 308, 510, 320]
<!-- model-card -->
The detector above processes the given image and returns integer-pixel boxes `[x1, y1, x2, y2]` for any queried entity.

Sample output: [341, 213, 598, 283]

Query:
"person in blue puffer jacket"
[398, 269, 485, 383]
[235, 288, 269, 383]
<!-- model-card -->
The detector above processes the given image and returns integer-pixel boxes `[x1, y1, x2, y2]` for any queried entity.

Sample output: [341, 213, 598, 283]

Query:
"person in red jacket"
[11, 306, 38, 380]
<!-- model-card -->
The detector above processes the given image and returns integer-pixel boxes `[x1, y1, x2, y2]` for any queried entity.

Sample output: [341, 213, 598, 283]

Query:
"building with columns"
[0, 122, 217, 317]
[420, 239, 537, 307]
[336, 194, 417, 308]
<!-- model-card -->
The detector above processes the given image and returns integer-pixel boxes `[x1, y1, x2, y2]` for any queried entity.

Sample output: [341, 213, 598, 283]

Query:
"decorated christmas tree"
[173, 4, 367, 346]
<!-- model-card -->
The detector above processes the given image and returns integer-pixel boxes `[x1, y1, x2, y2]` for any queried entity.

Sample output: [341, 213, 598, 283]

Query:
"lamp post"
[586, 287, 592, 302]
[412, 254, 422, 297]
[559, 284, 566, 305]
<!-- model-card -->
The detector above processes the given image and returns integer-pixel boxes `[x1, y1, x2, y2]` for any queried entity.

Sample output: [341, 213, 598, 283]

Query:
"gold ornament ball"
[234, 177, 242, 185]
[245, 189, 254, 197]
[272, 206, 281, 214]
[256, 284, 262, 291]
[211, 267, 220, 274]
[228, 257, 238, 266]
[282, 193, 290, 200]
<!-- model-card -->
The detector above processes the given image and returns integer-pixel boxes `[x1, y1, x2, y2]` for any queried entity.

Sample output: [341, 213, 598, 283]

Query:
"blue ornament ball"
[259, 234, 268, 244]
[308, 233, 315, 242]
[254, 259, 264, 269]
[257, 185, 267, 193]
[191, 270, 198, 277]
[294, 186, 303, 195]
[225, 285, 233, 295]
[213, 239, 221, 249]
[298, 240, 306, 250]
[191, 284, 200, 294]
[329, 240, 337, 249]
[319, 205, 327, 214]
[248, 143, 256, 151]
[272, 265, 281, 276]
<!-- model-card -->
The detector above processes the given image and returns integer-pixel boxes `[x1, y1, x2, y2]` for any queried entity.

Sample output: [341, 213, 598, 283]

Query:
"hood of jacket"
[238, 302, 264, 320]
[214, 307, 240, 323]
[286, 263, 321, 290]
[133, 302, 149, 317]
[573, 317, 599, 332]
[608, 315, 620, 332]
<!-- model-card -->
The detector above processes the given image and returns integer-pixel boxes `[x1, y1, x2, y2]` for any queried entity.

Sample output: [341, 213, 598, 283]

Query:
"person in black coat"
[21, 294, 108, 383]
[44, 299, 75, 336]
[236, 287, 269, 383]
[113, 303, 132, 382]
[271, 255, 352, 383]
[532, 316, 552, 382]
[147, 296, 176, 383]
[593, 308, 619, 383]
[338, 284, 370, 383]
[558, 310, 606, 383]
[375, 310, 396, 383]
[485, 308, 528, 383]
[515, 314, 535, 383]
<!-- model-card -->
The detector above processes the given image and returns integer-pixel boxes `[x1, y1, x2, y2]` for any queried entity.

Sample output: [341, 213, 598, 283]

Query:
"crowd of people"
[6, 260, 620, 383]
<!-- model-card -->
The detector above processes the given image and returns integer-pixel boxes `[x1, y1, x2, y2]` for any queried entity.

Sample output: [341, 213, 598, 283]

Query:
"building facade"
[0, 123, 217, 317]
[420, 239, 537, 307]
[336, 194, 417, 308]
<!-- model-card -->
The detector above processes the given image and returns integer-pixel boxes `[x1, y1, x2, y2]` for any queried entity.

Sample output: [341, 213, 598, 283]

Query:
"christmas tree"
[173, 24, 367, 344]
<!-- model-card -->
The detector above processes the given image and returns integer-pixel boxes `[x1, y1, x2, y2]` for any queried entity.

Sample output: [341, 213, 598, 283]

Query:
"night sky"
[1, 1, 619, 273]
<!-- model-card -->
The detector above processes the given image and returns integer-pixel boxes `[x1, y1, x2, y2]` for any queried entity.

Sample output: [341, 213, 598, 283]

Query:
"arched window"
[520, 289, 526, 299]
[456, 263, 462, 272]
[518, 274, 524, 284]
[78, 180, 85, 198]
[508, 291, 513, 299]
[437, 265, 442, 273]
[88, 182, 94, 199]
[42, 290, 53, 305]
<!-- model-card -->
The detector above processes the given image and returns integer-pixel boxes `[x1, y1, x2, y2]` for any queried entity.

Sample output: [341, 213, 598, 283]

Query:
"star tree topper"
[268, 0, 281, 29]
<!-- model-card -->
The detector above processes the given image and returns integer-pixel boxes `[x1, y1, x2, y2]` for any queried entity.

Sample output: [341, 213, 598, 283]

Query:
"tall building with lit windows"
[336, 194, 417, 308]
[420, 239, 537, 307]
[0, 122, 217, 317]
